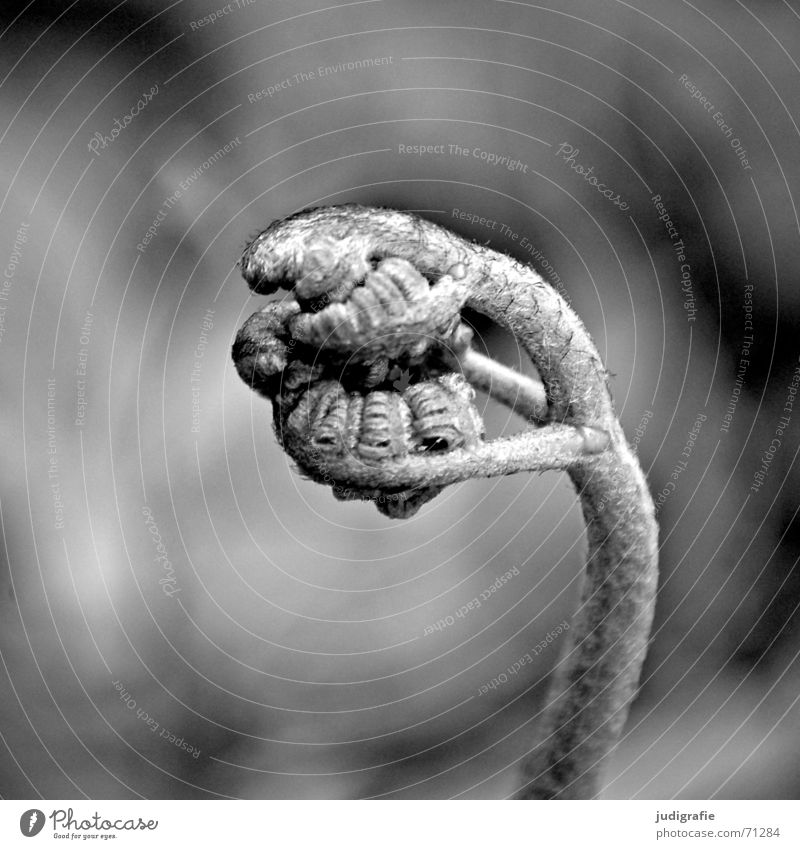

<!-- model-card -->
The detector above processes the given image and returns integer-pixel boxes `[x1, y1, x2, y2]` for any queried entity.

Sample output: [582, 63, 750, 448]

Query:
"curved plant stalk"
[234, 204, 659, 799]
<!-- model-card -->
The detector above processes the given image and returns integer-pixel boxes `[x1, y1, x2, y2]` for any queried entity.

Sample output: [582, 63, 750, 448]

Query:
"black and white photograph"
[0, 0, 799, 841]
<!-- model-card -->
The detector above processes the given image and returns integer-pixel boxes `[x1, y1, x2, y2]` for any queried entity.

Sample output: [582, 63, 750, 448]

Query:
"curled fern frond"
[231, 203, 658, 799]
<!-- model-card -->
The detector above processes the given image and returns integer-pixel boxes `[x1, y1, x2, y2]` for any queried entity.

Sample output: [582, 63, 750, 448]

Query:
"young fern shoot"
[232, 204, 659, 799]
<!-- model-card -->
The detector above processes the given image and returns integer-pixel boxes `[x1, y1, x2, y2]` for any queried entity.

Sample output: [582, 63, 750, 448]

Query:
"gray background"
[0, 0, 798, 798]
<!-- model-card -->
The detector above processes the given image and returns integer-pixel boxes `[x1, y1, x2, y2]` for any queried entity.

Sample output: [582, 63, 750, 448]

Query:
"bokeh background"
[1, 0, 799, 799]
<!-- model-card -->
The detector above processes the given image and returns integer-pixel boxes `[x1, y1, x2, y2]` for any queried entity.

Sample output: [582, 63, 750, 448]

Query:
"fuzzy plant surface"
[231, 203, 659, 799]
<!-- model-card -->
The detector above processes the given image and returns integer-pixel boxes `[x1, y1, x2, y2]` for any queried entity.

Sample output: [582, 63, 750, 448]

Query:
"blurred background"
[1, 0, 798, 799]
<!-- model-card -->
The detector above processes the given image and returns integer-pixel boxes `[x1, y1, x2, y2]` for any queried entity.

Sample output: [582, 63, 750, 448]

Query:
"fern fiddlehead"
[232, 203, 659, 799]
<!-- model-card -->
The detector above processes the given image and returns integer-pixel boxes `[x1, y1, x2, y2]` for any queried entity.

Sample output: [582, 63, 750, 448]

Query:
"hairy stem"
[457, 347, 548, 423]
[289, 424, 607, 492]
[469, 256, 659, 800]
